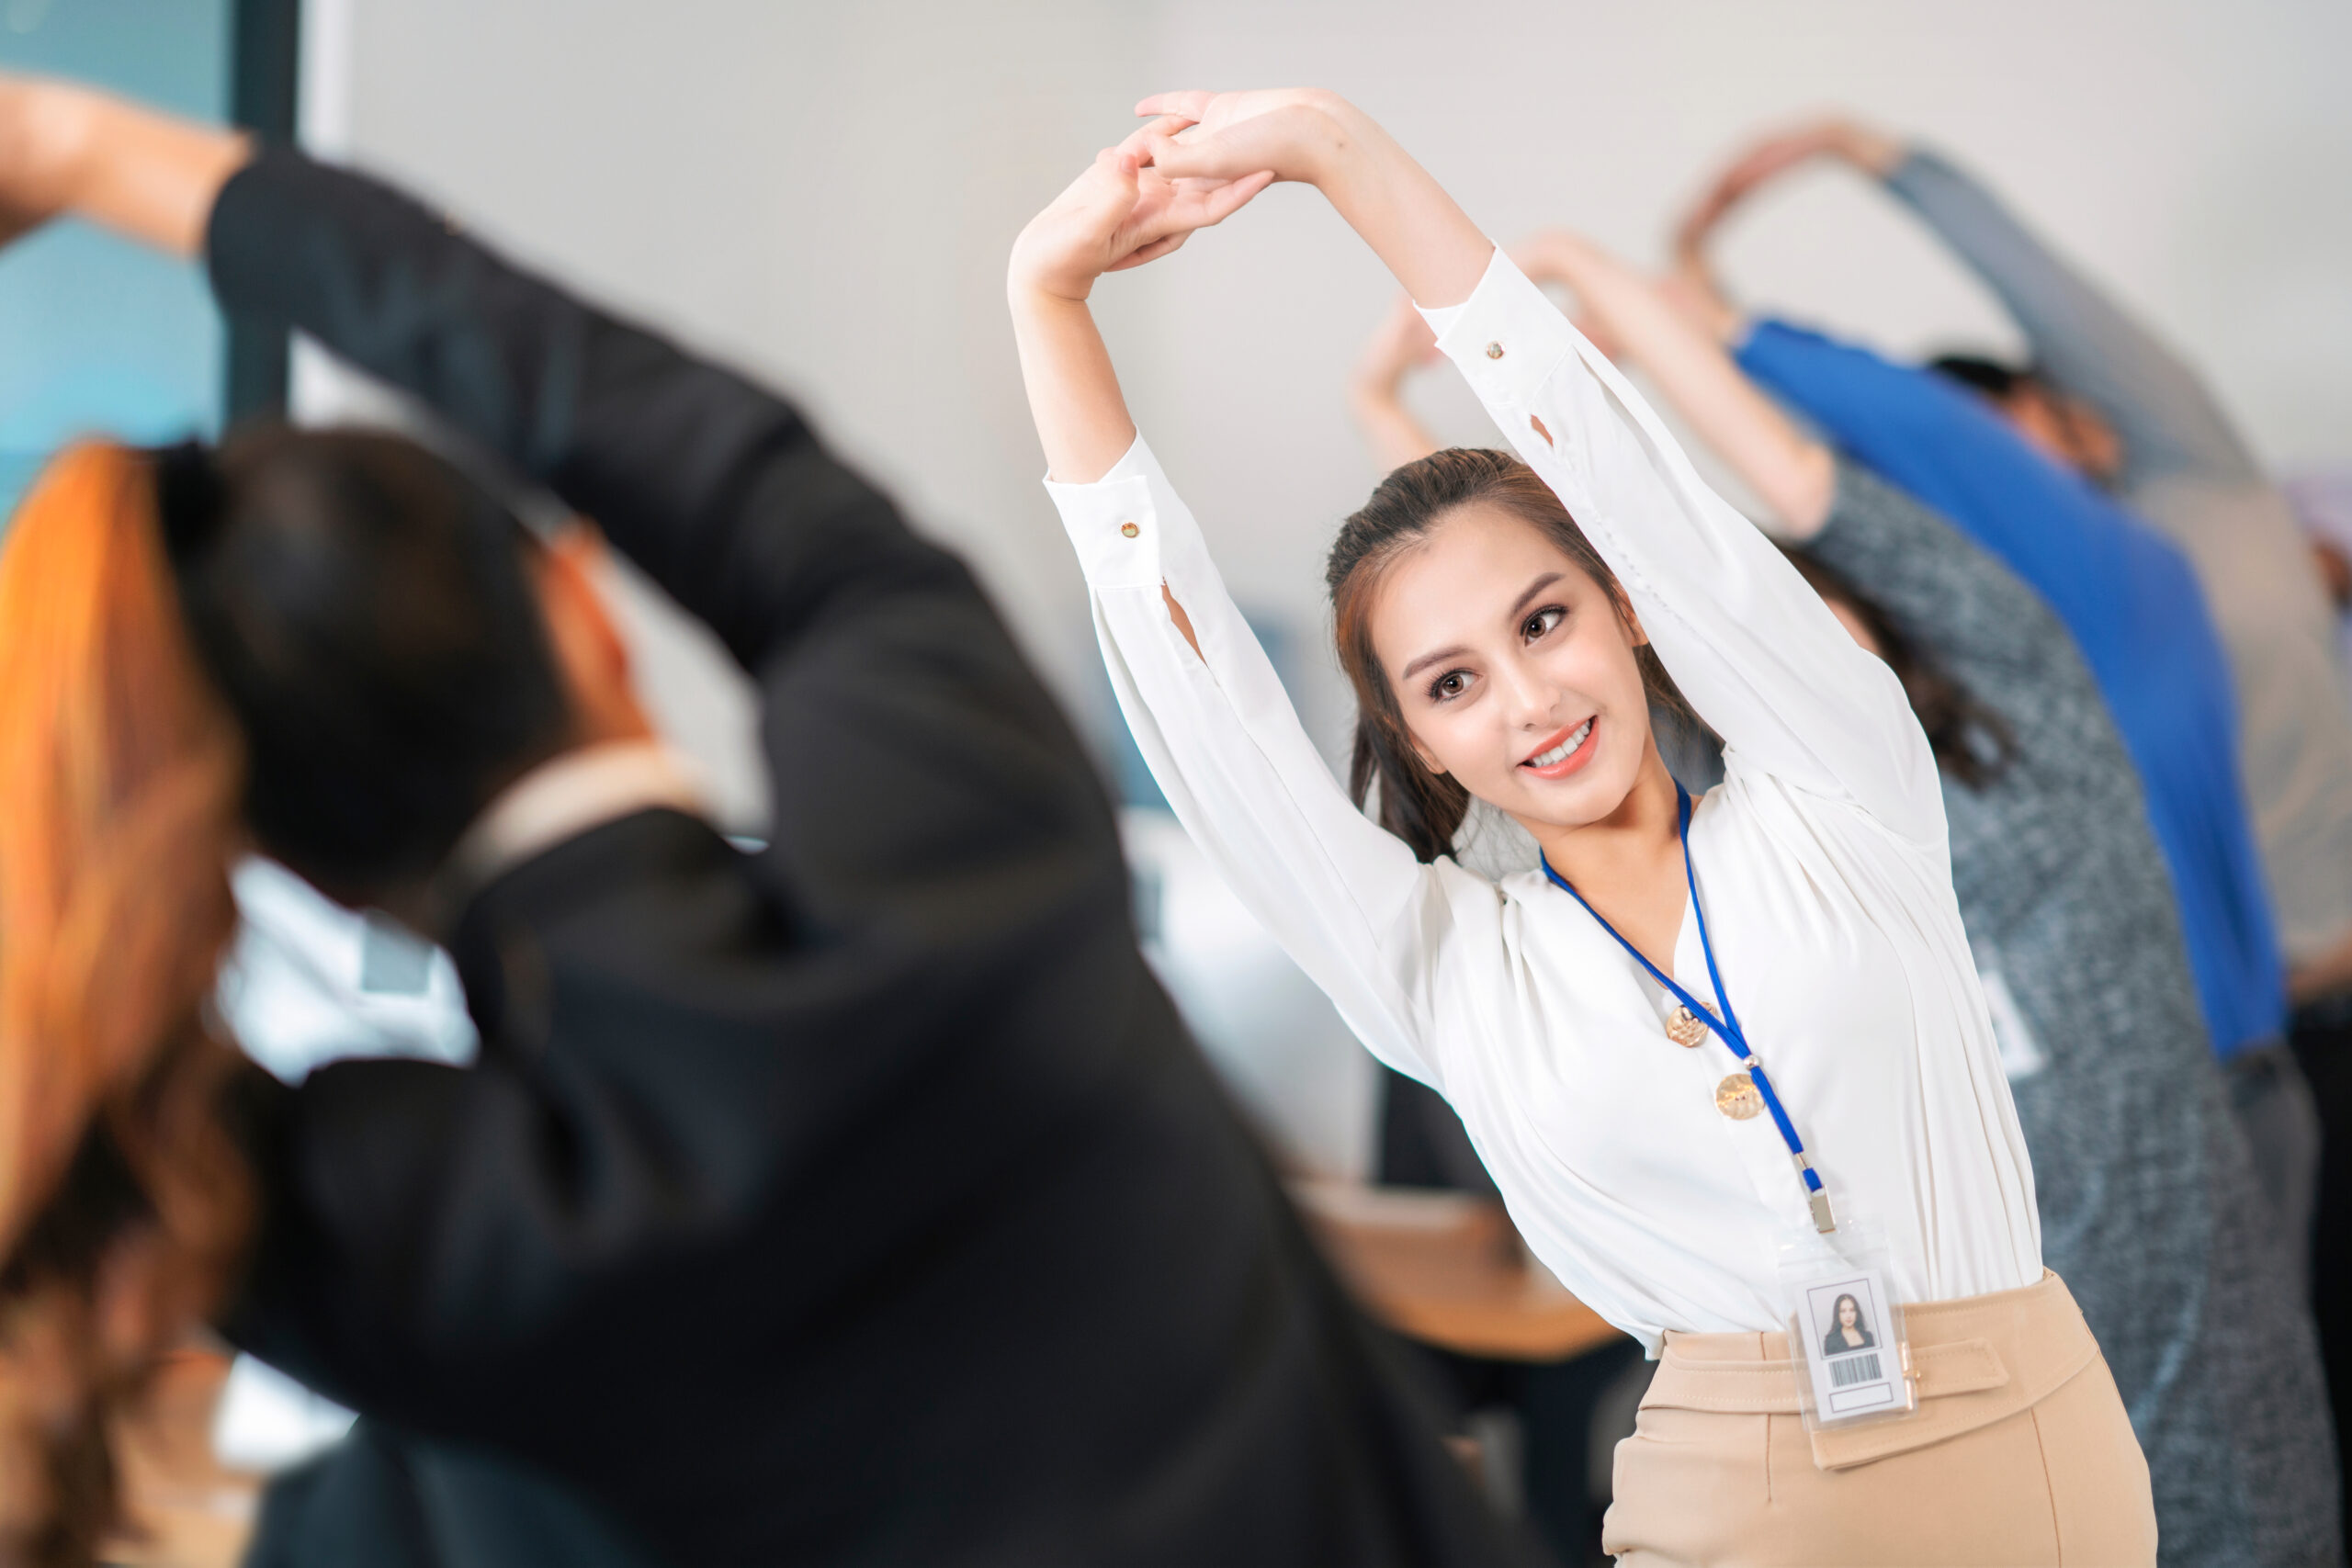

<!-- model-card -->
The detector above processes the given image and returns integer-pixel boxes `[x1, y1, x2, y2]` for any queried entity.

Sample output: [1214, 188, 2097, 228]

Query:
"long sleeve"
[1427, 254, 1943, 844]
[1884, 149, 2256, 489]
[205, 147, 1110, 942]
[1048, 439, 1447, 1088]
[208, 152, 1130, 1376]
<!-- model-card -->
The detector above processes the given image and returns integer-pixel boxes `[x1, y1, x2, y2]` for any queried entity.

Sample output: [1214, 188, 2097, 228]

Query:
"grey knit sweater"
[1812, 462, 2338, 1568]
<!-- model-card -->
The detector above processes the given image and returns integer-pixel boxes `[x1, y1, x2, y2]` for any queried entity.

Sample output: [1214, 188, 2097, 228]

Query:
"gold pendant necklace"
[1666, 1006, 1708, 1048]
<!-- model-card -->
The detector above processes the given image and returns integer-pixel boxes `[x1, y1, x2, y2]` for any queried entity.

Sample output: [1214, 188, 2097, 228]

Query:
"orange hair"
[0, 444, 254, 1566]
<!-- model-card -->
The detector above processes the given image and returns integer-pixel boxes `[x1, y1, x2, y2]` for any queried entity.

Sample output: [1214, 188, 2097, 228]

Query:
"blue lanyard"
[1541, 785, 1837, 1234]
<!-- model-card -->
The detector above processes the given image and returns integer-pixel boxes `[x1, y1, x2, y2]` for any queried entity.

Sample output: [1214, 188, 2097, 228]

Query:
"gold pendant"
[1714, 1072, 1764, 1120]
[1666, 1006, 1708, 1048]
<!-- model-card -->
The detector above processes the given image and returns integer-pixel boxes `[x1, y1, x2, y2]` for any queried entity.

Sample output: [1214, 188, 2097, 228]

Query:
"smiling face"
[1365, 502, 1657, 836]
[1838, 1296, 1860, 1329]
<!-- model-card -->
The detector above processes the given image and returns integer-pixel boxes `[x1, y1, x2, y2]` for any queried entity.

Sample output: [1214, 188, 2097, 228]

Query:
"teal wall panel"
[0, 0, 234, 520]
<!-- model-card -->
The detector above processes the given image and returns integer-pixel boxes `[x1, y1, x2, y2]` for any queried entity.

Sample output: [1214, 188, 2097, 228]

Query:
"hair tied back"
[151, 441, 228, 566]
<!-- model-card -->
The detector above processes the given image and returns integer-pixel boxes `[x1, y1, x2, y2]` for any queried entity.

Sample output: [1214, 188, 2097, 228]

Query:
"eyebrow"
[1510, 571, 1565, 619]
[1397, 572, 1567, 684]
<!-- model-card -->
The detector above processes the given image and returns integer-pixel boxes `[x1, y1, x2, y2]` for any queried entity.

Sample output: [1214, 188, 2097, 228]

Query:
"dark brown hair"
[1778, 547, 2014, 790]
[1327, 448, 1690, 863]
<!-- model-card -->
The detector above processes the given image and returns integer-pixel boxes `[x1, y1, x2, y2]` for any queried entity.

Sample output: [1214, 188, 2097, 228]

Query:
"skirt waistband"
[1647, 1269, 2099, 1471]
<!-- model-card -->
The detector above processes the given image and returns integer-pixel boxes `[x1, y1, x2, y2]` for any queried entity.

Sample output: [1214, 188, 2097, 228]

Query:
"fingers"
[1137, 128, 1251, 184]
[1196, 167, 1274, 224]
[1091, 142, 1138, 191]
[1115, 114, 1193, 161]
[1106, 232, 1188, 272]
[1136, 90, 1216, 121]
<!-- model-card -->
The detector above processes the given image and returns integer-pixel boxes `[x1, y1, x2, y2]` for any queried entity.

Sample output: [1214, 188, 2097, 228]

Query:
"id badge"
[1779, 1225, 1917, 1433]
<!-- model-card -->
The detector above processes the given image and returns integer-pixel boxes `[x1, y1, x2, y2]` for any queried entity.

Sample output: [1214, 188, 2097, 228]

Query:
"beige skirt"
[1603, 1270, 2156, 1567]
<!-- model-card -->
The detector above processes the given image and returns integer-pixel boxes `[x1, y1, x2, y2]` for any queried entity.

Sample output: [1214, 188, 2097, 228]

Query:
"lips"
[1521, 716, 1598, 779]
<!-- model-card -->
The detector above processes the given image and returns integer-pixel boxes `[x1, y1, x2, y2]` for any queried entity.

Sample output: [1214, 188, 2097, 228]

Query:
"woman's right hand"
[1007, 124, 1272, 304]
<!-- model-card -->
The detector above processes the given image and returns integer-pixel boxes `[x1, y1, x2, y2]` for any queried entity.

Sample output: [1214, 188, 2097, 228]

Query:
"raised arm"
[1678, 117, 2256, 489]
[1510, 229, 1833, 538]
[1010, 116, 1464, 1089]
[13, 64, 917, 682]
[1512, 232, 2083, 750]
[1145, 92, 1938, 839]
[1009, 132, 1271, 486]
[1879, 144, 2256, 488]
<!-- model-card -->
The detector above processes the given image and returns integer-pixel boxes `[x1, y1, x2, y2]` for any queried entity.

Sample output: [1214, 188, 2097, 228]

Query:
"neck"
[1515, 740, 1686, 965]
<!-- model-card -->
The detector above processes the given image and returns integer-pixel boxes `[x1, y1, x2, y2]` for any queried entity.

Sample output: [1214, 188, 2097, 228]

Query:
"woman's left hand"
[1130, 89, 1357, 189]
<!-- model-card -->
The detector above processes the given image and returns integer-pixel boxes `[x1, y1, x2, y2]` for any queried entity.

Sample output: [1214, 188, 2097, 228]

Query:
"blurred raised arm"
[1512, 229, 1835, 538]
[1347, 292, 1442, 471]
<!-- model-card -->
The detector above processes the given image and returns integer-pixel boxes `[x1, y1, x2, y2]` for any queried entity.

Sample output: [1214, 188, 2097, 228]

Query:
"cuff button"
[1485, 341, 1505, 360]
[1119, 522, 1140, 538]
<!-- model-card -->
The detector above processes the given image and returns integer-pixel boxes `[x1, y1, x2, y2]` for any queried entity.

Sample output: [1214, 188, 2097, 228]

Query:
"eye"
[1427, 669, 1473, 703]
[1521, 605, 1566, 642]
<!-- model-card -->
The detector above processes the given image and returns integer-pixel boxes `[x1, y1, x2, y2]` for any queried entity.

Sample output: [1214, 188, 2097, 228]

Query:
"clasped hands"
[1007, 89, 1362, 303]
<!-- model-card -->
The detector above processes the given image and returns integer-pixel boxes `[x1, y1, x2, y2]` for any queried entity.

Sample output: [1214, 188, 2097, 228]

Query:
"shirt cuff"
[1419, 248, 1579, 411]
[1042, 434, 1168, 592]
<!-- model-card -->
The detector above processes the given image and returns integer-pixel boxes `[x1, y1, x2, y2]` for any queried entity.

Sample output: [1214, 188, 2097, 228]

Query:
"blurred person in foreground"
[0, 75, 1536, 1568]
[1352, 233, 2340, 1566]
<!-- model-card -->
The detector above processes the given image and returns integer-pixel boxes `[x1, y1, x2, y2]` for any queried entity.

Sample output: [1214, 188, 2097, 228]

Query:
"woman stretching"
[1011, 90, 2156, 1564]
[1359, 228, 2337, 1568]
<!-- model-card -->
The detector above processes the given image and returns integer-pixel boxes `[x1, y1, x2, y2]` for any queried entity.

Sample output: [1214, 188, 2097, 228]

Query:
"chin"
[1500, 764, 1640, 833]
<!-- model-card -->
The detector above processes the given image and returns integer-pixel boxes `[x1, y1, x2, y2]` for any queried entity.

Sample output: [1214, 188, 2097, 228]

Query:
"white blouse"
[1046, 251, 2041, 1351]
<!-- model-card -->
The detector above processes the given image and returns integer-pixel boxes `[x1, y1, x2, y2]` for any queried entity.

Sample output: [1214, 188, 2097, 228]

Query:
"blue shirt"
[1738, 319, 2285, 1060]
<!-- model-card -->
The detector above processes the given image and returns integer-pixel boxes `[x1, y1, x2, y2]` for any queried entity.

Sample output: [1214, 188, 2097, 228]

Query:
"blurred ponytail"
[0, 445, 254, 1568]
[1328, 448, 1690, 863]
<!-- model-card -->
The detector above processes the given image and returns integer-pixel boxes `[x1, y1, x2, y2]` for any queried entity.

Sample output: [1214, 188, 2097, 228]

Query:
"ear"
[533, 524, 654, 744]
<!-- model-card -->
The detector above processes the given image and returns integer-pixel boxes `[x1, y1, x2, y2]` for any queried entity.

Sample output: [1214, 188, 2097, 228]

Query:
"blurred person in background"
[1015, 86, 2154, 1564]
[0, 74, 1537, 1568]
[1677, 125, 2309, 1245]
[1354, 228, 2335, 1566]
[1684, 128, 2352, 1523]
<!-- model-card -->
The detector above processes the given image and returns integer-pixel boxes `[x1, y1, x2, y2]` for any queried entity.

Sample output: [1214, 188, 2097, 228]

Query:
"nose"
[1495, 651, 1558, 732]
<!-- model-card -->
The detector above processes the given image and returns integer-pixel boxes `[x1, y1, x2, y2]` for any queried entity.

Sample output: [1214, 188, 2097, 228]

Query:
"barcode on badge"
[1828, 1353, 1883, 1388]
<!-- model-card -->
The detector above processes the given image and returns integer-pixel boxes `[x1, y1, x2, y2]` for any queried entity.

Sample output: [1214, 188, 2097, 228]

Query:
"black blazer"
[209, 150, 1537, 1567]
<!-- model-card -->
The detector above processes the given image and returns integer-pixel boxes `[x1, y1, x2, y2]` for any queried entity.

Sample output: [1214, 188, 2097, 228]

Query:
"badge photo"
[1794, 1269, 1906, 1420]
